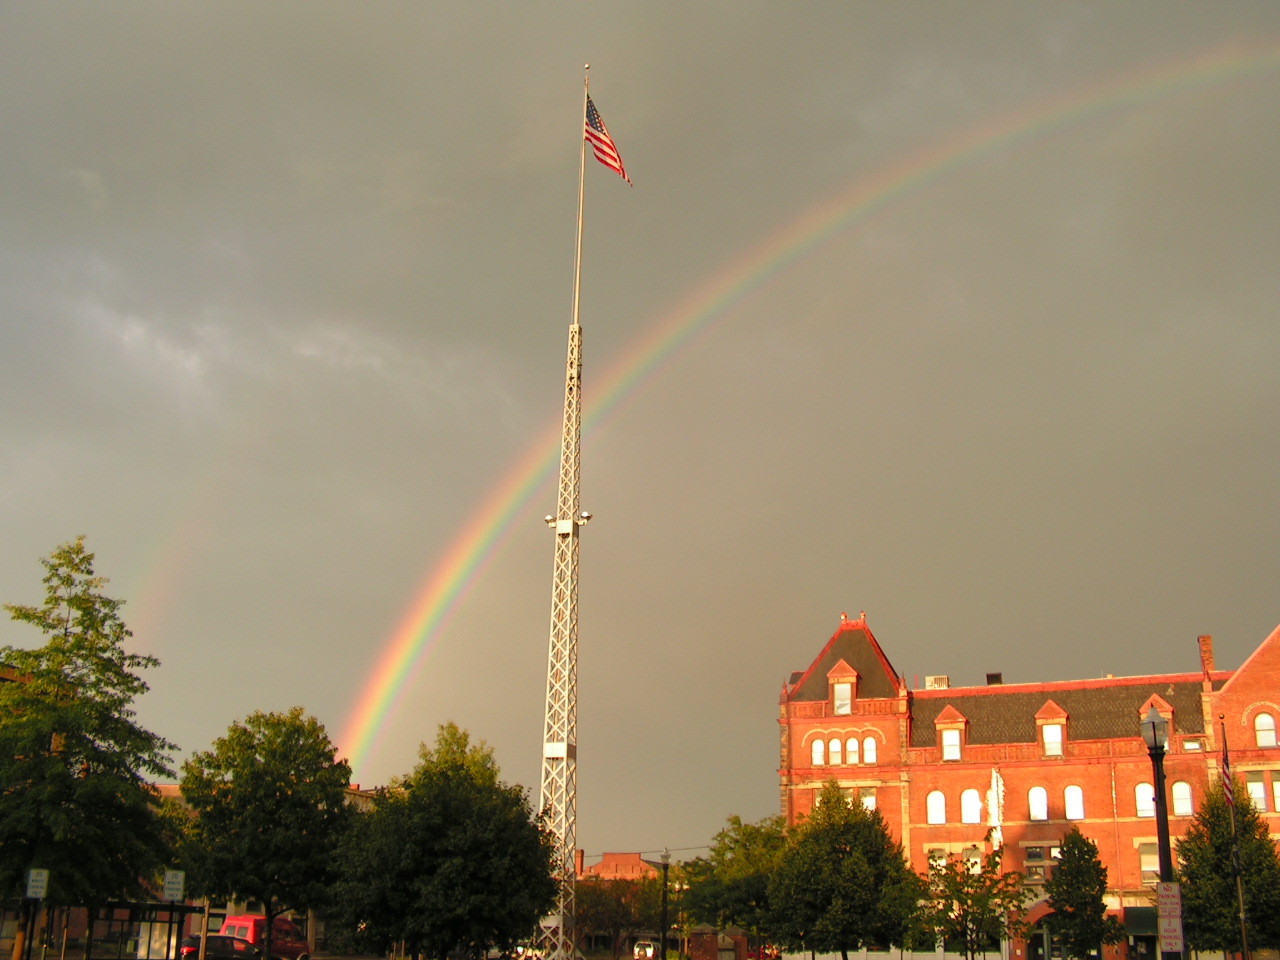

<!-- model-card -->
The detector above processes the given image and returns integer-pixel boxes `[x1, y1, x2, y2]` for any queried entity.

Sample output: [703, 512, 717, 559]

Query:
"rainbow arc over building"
[339, 39, 1280, 779]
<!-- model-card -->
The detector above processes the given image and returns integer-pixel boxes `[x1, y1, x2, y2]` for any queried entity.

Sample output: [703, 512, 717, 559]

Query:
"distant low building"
[778, 613, 1280, 960]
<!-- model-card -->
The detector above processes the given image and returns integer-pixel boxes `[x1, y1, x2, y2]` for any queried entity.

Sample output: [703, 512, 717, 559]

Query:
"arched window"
[829, 737, 843, 765]
[1028, 786, 1048, 821]
[1065, 784, 1085, 821]
[846, 737, 860, 765]
[1136, 782, 1156, 818]
[961, 788, 982, 824]
[1172, 781, 1193, 817]
[811, 738, 825, 766]
[927, 790, 947, 824]
[863, 736, 878, 764]
[1256, 713, 1277, 748]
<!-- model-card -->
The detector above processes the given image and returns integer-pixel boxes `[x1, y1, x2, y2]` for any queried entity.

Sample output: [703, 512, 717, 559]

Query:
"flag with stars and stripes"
[1222, 726, 1235, 806]
[585, 96, 630, 184]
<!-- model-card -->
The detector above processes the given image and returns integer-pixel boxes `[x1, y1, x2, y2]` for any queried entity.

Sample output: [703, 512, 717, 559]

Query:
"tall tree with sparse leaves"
[1177, 780, 1280, 951]
[0, 537, 174, 939]
[181, 708, 352, 960]
[768, 782, 926, 959]
[924, 838, 1027, 960]
[332, 723, 556, 960]
[1045, 827, 1123, 960]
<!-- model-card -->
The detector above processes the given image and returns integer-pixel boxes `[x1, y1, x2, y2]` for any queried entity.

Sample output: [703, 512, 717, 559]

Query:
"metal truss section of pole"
[537, 319, 586, 960]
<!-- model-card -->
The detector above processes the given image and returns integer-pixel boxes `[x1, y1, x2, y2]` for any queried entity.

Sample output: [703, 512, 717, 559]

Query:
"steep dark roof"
[909, 677, 1221, 747]
[789, 619, 900, 702]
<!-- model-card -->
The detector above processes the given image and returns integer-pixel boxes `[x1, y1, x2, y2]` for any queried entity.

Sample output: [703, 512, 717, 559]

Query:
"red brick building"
[778, 613, 1280, 958]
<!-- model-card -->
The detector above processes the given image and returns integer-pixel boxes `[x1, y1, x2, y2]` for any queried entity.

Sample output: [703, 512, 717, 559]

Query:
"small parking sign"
[163, 870, 186, 902]
[26, 869, 49, 900]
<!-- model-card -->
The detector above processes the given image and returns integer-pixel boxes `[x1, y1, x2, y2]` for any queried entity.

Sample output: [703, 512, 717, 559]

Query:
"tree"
[924, 838, 1027, 960]
[181, 708, 351, 960]
[332, 723, 556, 960]
[683, 814, 786, 946]
[576, 875, 662, 960]
[1177, 780, 1280, 951]
[1045, 827, 1123, 960]
[0, 537, 174, 934]
[768, 782, 926, 959]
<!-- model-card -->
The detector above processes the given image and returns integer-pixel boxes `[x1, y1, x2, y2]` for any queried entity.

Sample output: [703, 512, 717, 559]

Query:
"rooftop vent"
[924, 675, 950, 690]
[986, 672, 1004, 686]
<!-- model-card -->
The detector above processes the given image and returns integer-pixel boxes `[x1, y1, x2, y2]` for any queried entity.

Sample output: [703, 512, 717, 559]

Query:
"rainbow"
[339, 38, 1280, 778]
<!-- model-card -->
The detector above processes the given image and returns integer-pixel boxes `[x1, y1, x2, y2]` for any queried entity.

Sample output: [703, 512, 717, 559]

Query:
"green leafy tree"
[1178, 780, 1280, 951]
[181, 707, 351, 960]
[684, 814, 786, 947]
[1045, 828, 1123, 960]
[0, 537, 174, 927]
[576, 875, 662, 959]
[925, 839, 1027, 960]
[768, 782, 926, 958]
[332, 723, 556, 960]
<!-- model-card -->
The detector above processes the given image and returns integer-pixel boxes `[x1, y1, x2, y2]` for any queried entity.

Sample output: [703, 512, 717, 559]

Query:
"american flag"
[585, 96, 630, 183]
[1222, 723, 1234, 806]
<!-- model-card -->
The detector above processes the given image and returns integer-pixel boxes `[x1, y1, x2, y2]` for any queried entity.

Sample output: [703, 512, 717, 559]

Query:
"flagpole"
[571, 65, 589, 328]
[1220, 716, 1250, 960]
[536, 64, 593, 960]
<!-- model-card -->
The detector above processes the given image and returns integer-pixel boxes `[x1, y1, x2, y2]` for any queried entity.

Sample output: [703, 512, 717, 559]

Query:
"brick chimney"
[1198, 635, 1215, 676]
[575, 849, 585, 877]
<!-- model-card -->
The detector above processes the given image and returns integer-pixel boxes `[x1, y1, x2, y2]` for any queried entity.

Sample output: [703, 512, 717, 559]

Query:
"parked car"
[218, 916, 309, 960]
[178, 936, 262, 960]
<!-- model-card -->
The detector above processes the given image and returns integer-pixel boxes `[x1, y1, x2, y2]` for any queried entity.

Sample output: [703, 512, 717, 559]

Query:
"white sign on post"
[1156, 881, 1184, 953]
[163, 869, 186, 902]
[26, 869, 49, 900]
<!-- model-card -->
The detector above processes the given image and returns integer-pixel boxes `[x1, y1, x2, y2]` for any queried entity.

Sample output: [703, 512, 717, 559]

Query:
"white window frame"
[1256, 713, 1277, 748]
[961, 788, 982, 824]
[846, 737, 860, 765]
[1172, 781, 1193, 817]
[833, 681, 852, 716]
[829, 737, 842, 766]
[863, 736, 878, 765]
[1136, 782, 1156, 818]
[1247, 772, 1268, 811]
[1065, 784, 1085, 821]
[1043, 722, 1063, 757]
[811, 738, 825, 766]
[1028, 786, 1048, 821]
[927, 790, 947, 824]
[941, 728, 961, 761]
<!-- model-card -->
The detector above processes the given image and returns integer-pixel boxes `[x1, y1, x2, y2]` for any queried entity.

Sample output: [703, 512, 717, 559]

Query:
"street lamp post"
[1140, 706, 1181, 960]
[659, 849, 671, 960]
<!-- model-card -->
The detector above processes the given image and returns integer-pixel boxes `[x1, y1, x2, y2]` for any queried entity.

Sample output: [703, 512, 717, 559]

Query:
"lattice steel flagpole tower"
[537, 65, 629, 960]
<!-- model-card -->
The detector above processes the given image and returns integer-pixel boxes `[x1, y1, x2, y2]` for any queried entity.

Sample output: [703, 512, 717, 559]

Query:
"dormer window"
[1036, 700, 1068, 758]
[941, 728, 962, 761]
[833, 682, 852, 715]
[935, 705, 967, 762]
[1043, 723, 1063, 757]
[827, 660, 858, 716]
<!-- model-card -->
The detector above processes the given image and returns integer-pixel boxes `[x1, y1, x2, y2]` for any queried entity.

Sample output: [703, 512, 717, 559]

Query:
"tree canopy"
[1045, 827, 1123, 960]
[180, 707, 351, 960]
[0, 536, 174, 907]
[333, 723, 556, 960]
[1177, 780, 1280, 951]
[683, 814, 786, 940]
[924, 838, 1027, 960]
[768, 783, 925, 958]
[576, 875, 662, 960]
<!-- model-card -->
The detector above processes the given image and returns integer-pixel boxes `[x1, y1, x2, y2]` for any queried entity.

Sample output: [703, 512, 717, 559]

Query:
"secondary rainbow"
[340, 39, 1280, 778]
